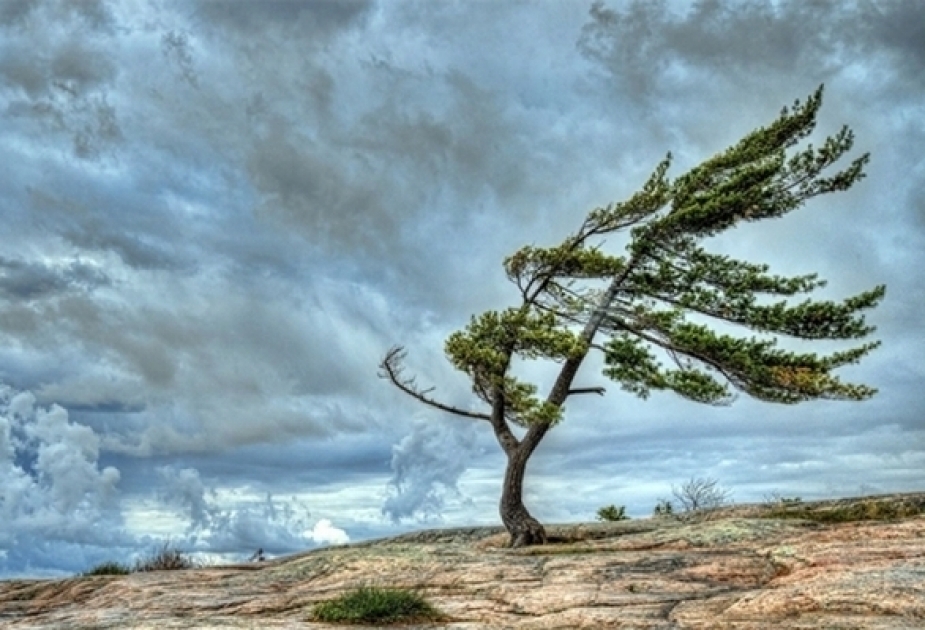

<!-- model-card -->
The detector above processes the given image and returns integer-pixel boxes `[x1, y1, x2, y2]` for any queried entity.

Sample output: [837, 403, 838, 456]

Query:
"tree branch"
[490, 384, 521, 456]
[611, 321, 742, 392]
[379, 347, 491, 421]
[568, 386, 606, 397]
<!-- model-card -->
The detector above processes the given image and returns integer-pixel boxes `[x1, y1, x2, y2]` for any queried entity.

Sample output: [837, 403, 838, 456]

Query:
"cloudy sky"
[1, 0, 923, 578]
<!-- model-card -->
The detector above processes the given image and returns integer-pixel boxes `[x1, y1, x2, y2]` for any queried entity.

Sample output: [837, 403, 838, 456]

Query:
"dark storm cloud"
[0, 0, 114, 31]
[246, 126, 388, 247]
[0, 0, 35, 26]
[0, 257, 109, 299]
[579, 0, 925, 94]
[193, 0, 373, 35]
[0, 0, 121, 160]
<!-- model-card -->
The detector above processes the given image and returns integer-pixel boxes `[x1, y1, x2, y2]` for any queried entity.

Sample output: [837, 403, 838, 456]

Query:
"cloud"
[0, 383, 358, 577]
[157, 464, 349, 556]
[0, 385, 127, 575]
[157, 465, 213, 530]
[0, 256, 109, 299]
[0, 0, 121, 161]
[306, 519, 350, 546]
[0, 387, 121, 528]
[383, 418, 479, 522]
[193, 0, 373, 36]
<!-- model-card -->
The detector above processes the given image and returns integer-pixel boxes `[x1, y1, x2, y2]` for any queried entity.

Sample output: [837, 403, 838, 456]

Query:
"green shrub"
[83, 561, 131, 576]
[133, 542, 198, 572]
[652, 499, 674, 517]
[596, 504, 629, 522]
[311, 586, 443, 624]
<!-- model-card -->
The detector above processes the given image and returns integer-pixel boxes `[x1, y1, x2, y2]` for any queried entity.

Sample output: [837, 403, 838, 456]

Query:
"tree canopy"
[381, 86, 884, 546]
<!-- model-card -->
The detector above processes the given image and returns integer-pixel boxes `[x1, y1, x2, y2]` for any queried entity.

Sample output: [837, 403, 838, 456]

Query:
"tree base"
[505, 515, 548, 548]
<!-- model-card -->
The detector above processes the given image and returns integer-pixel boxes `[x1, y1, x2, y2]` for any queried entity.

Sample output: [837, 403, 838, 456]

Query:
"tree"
[380, 87, 884, 547]
[672, 477, 732, 513]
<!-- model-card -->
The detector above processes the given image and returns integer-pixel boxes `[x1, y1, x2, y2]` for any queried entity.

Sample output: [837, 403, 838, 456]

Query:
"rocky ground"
[1, 493, 923, 629]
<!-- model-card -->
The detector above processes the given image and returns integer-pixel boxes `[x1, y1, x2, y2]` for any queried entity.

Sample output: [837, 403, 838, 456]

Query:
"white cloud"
[155, 465, 322, 555]
[306, 519, 350, 546]
[0, 385, 127, 575]
[383, 417, 479, 523]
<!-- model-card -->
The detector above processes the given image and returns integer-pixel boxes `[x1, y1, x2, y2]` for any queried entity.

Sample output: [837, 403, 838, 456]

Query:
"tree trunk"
[500, 446, 547, 547]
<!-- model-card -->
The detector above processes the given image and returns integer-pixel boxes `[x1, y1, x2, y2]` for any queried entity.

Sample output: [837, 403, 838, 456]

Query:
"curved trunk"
[500, 447, 547, 547]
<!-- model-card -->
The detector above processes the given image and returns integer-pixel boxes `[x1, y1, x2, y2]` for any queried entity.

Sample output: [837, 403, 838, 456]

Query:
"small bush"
[652, 499, 674, 517]
[764, 491, 802, 506]
[134, 542, 198, 572]
[672, 477, 732, 513]
[311, 586, 443, 624]
[83, 561, 131, 576]
[596, 504, 629, 522]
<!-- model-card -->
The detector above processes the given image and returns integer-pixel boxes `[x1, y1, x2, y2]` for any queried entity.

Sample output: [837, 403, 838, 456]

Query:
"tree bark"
[500, 445, 547, 547]
[497, 271, 635, 547]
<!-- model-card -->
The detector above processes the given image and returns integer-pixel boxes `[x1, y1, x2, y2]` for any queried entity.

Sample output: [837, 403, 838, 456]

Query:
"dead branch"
[378, 346, 491, 421]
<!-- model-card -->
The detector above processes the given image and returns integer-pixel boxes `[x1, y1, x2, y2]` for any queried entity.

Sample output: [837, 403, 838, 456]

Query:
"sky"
[0, 0, 922, 578]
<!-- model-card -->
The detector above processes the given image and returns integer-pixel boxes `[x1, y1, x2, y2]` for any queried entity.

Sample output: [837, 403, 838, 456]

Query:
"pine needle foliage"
[381, 86, 884, 545]
[596, 504, 629, 521]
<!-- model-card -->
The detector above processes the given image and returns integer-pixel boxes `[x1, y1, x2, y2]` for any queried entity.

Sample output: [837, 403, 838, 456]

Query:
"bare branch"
[379, 347, 491, 421]
[568, 386, 606, 397]
[672, 477, 732, 513]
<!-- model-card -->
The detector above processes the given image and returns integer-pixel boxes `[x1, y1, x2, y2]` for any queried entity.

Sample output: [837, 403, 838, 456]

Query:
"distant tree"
[380, 87, 884, 547]
[653, 499, 674, 517]
[596, 504, 629, 521]
[672, 477, 732, 513]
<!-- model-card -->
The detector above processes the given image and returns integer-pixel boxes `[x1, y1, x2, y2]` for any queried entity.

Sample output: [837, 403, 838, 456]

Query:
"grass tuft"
[133, 542, 199, 572]
[311, 586, 443, 625]
[83, 561, 132, 576]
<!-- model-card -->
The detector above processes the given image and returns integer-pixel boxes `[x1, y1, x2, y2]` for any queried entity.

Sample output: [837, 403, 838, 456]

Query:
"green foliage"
[596, 504, 629, 521]
[83, 561, 131, 576]
[653, 499, 674, 517]
[381, 87, 884, 543]
[133, 542, 198, 572]
[311, 587, 443, 624]
[442, 85, 882, 422]
[444, 308, 583, 426]
[587, 88, 882, 406]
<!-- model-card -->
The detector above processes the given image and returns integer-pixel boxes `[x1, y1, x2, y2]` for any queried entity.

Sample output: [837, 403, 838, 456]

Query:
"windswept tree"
[380, 87, 884, 547]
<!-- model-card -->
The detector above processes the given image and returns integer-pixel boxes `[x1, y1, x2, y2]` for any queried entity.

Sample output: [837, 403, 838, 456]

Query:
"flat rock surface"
[2, 493, 924, 629]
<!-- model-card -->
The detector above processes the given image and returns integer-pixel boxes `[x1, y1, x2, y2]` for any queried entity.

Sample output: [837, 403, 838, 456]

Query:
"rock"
[1, 493, 923, 629]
